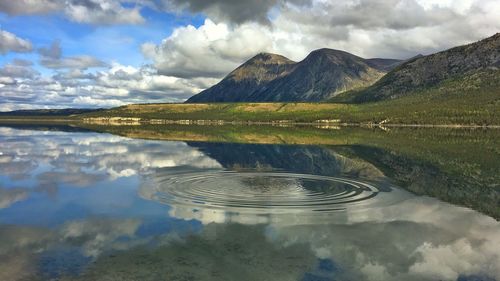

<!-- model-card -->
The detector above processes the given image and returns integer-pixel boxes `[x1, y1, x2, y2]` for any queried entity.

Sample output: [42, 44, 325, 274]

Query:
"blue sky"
[0, 6, 203, 71]
[0, 0, 498, 110]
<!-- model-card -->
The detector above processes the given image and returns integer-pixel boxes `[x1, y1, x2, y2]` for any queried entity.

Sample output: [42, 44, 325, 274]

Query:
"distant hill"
[187, 53, 296, 103]
[186, 49, 402, 103]
[0, 108, 102, 116]
[334, 33, 500, 102]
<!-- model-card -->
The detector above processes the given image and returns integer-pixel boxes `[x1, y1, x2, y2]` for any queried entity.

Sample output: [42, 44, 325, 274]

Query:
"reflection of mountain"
[187, 141, 500, 219]
[188, 142, 385, 182]
[337, 145, 500, 219]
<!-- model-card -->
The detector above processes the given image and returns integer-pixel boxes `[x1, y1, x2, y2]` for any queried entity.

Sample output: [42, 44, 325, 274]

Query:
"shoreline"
[0, 117, 499, 129]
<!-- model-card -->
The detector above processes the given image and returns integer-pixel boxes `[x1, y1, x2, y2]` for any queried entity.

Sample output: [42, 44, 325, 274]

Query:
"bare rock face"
[186, 49, 400, 103]
[345, 33, 500, 102]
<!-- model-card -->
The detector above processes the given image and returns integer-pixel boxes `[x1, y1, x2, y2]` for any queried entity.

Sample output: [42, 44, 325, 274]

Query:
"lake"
[0, 124, 499, 281]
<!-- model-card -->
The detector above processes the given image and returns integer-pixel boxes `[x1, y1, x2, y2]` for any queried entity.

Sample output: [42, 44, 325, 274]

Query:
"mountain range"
[187, 33, 499, 103]
[337, 33, 500, 102]
[186, 50, 403, 102]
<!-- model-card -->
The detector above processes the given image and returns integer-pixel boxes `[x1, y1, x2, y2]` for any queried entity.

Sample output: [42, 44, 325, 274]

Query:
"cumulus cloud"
[142, 19, 274, 78]
[0, 29, 33, 54]
[0, 38, 216, 109]
[0, 0, 59, 15]
[0, 61, 39, 79]
[142, 0, 500, 84]
[64, 0, 144, 25]
[162, 0, 310, 25]
[0, 0, 144, 25]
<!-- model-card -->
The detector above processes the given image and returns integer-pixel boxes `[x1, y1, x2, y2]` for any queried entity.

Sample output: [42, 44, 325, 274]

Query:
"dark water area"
[0, 125, 499, 281]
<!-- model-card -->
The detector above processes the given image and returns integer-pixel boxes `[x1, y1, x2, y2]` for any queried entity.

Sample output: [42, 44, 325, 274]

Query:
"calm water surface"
[0, 126, 499, 281]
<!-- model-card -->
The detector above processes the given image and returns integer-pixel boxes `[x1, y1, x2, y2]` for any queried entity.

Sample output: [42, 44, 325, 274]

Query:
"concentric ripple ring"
[146, 171, 388, 215]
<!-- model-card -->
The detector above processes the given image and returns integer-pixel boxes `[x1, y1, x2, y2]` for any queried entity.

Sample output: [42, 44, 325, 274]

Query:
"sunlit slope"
[80, 70, 499, 125]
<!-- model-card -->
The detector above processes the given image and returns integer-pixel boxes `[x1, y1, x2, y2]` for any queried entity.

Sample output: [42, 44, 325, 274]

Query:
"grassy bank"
[77, 70, 499, 126]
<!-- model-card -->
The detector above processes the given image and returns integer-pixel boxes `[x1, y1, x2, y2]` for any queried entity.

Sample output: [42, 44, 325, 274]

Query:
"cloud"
[38, 41, 107, 70]
[64, 0, 145, 25]
[41, 55, 107, 69]
[142, 0, 500, 85]
[0, 61, 205, 110]
[0, 61, 39, 79]
[0, 0, 144, 25]
[142, 19, 274, 78]
[153, 0, 310, 25]
[0, 29, 33, 54]
[0, 0, 59, 15]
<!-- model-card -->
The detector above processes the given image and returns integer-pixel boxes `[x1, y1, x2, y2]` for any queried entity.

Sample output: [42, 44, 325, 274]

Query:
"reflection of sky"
[0, 127, 222, 225]
[0, 127, 499, 281]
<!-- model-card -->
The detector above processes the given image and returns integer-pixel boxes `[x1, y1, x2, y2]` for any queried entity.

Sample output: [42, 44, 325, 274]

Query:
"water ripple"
[146, 171, 394, 216]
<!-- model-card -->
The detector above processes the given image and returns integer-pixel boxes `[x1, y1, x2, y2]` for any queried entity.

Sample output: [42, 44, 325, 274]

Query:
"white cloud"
[142, 19, 274, 78]
[143, 0, 500, 84]
[0, 29, 33, 54]
[0, 0, 144, 25]
[0, 0, 59, 15]
[64, 0, 145, 25]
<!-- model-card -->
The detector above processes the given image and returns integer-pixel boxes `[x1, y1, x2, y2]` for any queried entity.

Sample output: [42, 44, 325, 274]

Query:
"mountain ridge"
[186, 48, 402, 103]
[334, 33, 500, 102]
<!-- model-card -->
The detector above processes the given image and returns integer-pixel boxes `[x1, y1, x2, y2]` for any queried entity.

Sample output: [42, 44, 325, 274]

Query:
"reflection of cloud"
[37, 171, 108, 189]
[61, 218, 142, 257]
[0, 217, 145, 280]
[0, 225, 53, 281]
[269, 196, 500, 281]
[63, 223, 317, 281]
[0, 186, 29, 208]
[0, 128, 221, 193]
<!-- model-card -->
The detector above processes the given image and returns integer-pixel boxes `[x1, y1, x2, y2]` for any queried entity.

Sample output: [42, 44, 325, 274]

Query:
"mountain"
[187, 53, 296, 103]
[336, 33, 500, 102]
[186, 49, 402, 103]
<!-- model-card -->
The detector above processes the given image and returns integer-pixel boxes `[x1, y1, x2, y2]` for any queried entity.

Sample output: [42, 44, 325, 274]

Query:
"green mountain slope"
[334, 33, 500, 103]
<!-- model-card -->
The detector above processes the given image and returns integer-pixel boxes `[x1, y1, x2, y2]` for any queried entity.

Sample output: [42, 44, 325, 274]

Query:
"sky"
[0, 0, 498, 111]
